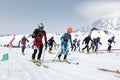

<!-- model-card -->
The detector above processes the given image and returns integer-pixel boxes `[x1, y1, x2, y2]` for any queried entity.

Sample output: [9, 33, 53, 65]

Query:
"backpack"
[63, 33, 71, 41]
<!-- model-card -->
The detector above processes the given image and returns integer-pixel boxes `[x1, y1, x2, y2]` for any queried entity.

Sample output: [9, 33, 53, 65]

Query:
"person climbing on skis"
[71, 38, 77, 51]
[82, 34, 92, 53]
[76, 39, 81, 52]
[92, 37, 102, 53]
[31, 23, 47, 66]
[47, 36, 56, 53]
[107, 36, 116, 52]
[21, 36, 29, 55]
[89, 38, 95, 52]
[57, 27, 73, 62]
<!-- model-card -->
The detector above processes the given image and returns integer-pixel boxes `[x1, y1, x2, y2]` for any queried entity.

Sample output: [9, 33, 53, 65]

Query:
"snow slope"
[0, 30, 120, 80]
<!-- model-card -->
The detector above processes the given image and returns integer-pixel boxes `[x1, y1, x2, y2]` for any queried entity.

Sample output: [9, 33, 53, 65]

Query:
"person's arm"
[43, 31, 47, 50]
[60, 33, 65, 41]
[98, 39, 102, 45]
[69, 35, 73, 48]
[26, 38, 29, 42]
[113, 38, 116, 43]
[82, 38, 85, 45]
[32, 29, 38, 38]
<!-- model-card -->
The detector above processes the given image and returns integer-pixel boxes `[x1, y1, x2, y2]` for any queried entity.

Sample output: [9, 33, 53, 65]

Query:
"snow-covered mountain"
[79, 17, 120, 33]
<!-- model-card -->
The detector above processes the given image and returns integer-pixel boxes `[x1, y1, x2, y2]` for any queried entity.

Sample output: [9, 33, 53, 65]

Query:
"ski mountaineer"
[21, 36, 29, 55]
[107, 36, 116, 52]
[76, 39, 81, 52]
[92, 37, 102, 53]
[57, 27, 73, 62]
[71, 38, 77, 51]
[31, 23, 47, 66]
[82, 35, 92, 53]
[89, 38, 95, 52]
[47, 36, 56, 54]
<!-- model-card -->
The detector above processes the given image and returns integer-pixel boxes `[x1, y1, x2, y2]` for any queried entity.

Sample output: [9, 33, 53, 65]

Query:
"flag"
[9, 34, 16, 47]
[1, 53, 9, 61]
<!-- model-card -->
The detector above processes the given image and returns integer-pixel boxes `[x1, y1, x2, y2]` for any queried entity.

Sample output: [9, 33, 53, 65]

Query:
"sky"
[0, 0, 120, 34]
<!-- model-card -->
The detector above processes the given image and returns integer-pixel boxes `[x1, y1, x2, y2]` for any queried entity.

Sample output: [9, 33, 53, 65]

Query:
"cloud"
[75, 1, 120, 21]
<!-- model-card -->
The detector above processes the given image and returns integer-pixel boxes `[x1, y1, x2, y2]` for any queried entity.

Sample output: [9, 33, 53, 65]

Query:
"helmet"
[51, 36, 54, 39]
[40, 23, 43, 25]
[38, 24, 44, 29]
[67, 27, 72, 33]
[97, 37, 100, 39]
[112, 36, 115, 38]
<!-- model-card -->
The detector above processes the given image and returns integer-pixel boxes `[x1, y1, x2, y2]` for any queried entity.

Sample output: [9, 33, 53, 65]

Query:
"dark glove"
[45, 41, 47, 50]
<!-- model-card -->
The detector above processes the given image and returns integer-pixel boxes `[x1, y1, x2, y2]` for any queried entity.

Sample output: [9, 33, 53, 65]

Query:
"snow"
[0, 30, 120, 80]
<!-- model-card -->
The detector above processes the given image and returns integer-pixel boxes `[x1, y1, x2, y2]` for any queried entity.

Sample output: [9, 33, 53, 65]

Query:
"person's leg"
[74, 45, 77, 51]
[107, 45, 111, 52]
[63, 43, 69, 61]
[58, 41, 64, 60]
[86, 44, 89, 53]
[37, 44, 43, 60]
[22, 45, 25, 53]
[82, 44, 87, 51]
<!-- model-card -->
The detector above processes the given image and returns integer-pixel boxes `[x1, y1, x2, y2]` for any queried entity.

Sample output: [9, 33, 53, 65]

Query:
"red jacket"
[21, 37, 29, 46]
[32, 29, 47, 48]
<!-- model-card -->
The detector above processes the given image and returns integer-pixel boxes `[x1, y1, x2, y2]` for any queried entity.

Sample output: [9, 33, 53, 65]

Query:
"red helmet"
[67, 27, 72, 33]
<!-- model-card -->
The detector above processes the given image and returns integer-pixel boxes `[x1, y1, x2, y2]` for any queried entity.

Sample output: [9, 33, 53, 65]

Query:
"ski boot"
[36, 59, 41, 66]
[63, 59, 68, 62]
[58, 54, 61, 62]
[32, 59, 36, 63]
[22, 53, 25, 56]
[63, 55, 68, 62]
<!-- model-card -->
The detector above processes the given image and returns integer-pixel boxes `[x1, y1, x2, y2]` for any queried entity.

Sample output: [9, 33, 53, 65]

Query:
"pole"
[52, 49, 61, 61]
[42, 50, 46, 61]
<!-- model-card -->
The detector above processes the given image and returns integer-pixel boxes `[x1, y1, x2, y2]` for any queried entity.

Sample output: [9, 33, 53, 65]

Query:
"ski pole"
[42, 50, 46, 61]
[52, 49, 61, 61]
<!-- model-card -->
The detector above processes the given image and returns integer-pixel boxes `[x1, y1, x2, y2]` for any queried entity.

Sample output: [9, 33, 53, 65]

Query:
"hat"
[67, 27, 72, 33]
[38, 24, 44, 29]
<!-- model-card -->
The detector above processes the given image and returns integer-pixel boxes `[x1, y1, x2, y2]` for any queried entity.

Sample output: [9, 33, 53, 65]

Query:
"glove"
[45, 41, 47, 50]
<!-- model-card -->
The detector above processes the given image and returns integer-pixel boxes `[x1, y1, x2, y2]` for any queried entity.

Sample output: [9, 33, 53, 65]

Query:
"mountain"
[79, 17, 120, 33]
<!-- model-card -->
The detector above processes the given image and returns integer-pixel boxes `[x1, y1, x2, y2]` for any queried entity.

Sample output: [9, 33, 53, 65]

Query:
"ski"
[66, 61, 79, 65]
[29, 60, 49, 68]
[52, 60, 79, 65]
[98, 68, 120, 74]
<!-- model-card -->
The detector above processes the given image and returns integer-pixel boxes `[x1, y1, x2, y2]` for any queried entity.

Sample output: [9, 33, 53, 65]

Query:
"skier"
[76, 39, 81, 52]
[71, 38, 77, 51]
[21, 36, 29, 55]
[31, 23, 47, 66]
[107, 36, 116, 52]
[92, 37, 102, 53]
[82, 35, 92, 53]
[48, 36, 56, 53]
[89, 38, 95, 51]
[57, 27, 73, 62]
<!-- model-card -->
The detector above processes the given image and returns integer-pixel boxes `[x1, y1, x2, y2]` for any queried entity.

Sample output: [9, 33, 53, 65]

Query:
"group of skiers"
[19, 23, 116, 66]
[82, 35, 102, 53]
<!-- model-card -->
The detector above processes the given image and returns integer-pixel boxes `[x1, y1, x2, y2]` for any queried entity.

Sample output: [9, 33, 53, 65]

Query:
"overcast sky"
[0, 0, 120, 34]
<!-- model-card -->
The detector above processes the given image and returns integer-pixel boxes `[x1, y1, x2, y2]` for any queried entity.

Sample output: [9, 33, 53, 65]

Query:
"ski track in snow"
[0, 49, 120, 80]
[0, 48, 119, 80]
